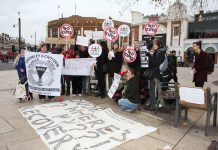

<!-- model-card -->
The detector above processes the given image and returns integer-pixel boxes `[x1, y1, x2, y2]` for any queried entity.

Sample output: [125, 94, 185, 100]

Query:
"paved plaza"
[0, 67, 217, 150]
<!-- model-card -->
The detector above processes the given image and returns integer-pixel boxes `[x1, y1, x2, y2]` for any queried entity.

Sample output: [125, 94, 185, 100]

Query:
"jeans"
[118, 98, 138, 112]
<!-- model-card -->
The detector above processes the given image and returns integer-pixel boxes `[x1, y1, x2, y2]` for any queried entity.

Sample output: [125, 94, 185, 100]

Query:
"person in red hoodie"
[63, 45, 74, 96]
[192, 41, 209, 87]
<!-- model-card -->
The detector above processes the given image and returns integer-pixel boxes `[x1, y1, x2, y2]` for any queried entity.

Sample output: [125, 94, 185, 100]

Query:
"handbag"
[14, 81, 27, 99]
[143, 69, 154, 80]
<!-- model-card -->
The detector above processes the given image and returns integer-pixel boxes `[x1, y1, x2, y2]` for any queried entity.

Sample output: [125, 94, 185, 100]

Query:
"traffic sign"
[123, 47, 137, 63]
[60, 24, 74, 38]
[144, 21, 158, 35]
[118, 24, 130, 37]
[103, 27, 118, 42]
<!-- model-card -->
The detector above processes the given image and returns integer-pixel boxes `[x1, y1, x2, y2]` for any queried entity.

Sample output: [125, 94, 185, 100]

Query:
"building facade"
[46, 15, 131, 48]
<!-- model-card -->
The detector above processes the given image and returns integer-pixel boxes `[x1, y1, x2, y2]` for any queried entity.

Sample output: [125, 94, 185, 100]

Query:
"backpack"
[207, 55, 214, 74]
[159, 53, 168, 74]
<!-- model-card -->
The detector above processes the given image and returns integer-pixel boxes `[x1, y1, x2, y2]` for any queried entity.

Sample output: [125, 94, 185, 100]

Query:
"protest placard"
[76, 36, 90, 47]
[25, 51, 63, 96]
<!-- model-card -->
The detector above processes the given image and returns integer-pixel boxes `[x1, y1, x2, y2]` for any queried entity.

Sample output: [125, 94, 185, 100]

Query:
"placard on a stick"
[102, 19, 114, 31]
[118, 24, 130, 37]
[60, 24, 74, 38]
[88, 44, 102, 58]
[144, 21, 158, 35]
[123, 47, 137, 63]
[103, 27, 118, 42]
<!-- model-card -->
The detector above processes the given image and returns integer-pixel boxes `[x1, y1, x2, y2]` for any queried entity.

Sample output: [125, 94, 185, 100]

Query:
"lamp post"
[31, 31, 37, 51]
[18, 12, 21, 50]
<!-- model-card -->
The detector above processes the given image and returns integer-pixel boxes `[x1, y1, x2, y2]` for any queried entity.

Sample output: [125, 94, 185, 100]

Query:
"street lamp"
[18, 12, 21, 51]
[31, 31, 37, 51]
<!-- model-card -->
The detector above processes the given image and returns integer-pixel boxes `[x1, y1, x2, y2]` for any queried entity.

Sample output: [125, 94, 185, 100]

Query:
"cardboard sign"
[88, 44, 102, 58]
[108, 73, 121, 98]
[140, 41, 149, 68]
[84, 30, 93, 39]
[60, 24, 74, 38]
[25, 52, 63, 96]
[118, 24, 130, 37]
[76, 36, 90, 46]
[104, 27, 118, 42]
[92, 31, 104, 40]
[144, 21, 158, 35]
[123, 47, 137, 63]
[62, 58, 96, 76]
[102, 19, 114, 31]
[19, 100, 156, 150]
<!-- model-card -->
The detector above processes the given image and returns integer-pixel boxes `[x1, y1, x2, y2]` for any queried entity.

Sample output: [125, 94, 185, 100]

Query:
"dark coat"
[123, 75, 140, 104]
[96, 49, 108, 72]
[108, 51, 123, 77]
[193, 50, 209, 82]
[147, 48, 165, 80]
[168, 55, 177, 73]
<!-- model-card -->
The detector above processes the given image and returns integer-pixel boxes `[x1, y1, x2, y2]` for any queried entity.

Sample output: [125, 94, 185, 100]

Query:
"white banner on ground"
[92, 31, 104, 40]
[19, 100, 156, 150]
[25, 51, 63, 96]
[62, 58, 96, 76]
[108, 73, 121, 98]
[76, 36, 90, 47]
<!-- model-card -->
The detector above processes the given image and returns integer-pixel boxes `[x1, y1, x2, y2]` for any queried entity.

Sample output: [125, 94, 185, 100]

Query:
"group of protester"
[13, 38, 210, 113]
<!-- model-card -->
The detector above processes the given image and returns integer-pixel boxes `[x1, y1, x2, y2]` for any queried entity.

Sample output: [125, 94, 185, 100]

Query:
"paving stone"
[6, 117, 29, 129]
[0, 116, 14, 134]
[7, 138, 48, 150]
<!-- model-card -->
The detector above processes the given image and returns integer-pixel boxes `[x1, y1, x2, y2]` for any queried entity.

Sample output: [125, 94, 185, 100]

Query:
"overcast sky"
[0, 0, 217, 45]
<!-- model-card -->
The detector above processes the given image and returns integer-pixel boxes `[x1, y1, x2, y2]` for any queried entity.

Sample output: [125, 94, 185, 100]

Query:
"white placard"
[144, 21, 158, 35]
[25, 51, 63, 96]
[88, 44, 102, 58]
[102, 19, 114, 31]
[103, 27, 118, 42]
[76, 36, 90, 47]
[140, 46, 149, 68]
[62, 58, 96, 76]
[60, 24, 74, 38]
[108, 73, 121, 98]
[92, 31, 104, 40]
[179, 87, 205, 104]
[19, 100, 156, 150]
[84, 30, 93, 39]
[118, 24, 130, 37]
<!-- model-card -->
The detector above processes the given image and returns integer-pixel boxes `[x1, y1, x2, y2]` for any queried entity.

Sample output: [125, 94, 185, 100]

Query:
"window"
[173, 26, 180, 36]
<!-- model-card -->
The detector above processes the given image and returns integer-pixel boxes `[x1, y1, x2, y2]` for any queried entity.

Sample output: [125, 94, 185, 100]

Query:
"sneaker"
[78, 94, 82, 97]
[73, 94, 76, 96]
[41, 99, 45, 103]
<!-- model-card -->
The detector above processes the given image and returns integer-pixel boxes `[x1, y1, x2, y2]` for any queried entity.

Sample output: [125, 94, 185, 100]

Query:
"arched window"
[205, 47, 216, 53]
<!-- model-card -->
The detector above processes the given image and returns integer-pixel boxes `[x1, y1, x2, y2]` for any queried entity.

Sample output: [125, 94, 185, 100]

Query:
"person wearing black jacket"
[95, 41, 109, 98]
[168, 50, 178, 83]
[108, 42, 123, 87]
[128, 41, 141, 75]
[144, 39, 165, 111]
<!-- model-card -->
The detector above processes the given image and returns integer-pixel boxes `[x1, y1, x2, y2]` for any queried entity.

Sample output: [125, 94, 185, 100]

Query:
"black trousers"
[72, 76, 82, 94]
[61, 75, 65, 94]
[97, 70, 106, 96]
[195, 82, 204, 88]
[38, 95, 54, 99]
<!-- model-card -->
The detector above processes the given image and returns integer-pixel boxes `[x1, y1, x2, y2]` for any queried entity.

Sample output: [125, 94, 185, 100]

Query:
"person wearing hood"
[144, 39, 165, 111]
[118, 68, 140, 112]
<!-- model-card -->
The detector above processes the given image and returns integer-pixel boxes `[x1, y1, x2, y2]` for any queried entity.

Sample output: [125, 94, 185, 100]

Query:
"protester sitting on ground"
[14, 48, 33, 102]
[38, 43, 54, 102]
[118, 68, 140, 112]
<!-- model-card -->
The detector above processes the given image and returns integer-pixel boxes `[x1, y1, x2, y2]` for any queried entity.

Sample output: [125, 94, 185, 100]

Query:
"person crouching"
[118, 68, 140, 112]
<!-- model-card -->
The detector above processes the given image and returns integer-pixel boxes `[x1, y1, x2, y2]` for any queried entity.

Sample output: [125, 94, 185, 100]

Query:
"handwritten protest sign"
[123, 47, 137, 63]
[25, 51, 63, 96]
[118, 24, 130, 37]
[93, 31, 104, 40]
[62, 58, 96, 76]
[108, 73, 121, 99]
[104, 27, 118, 42]
[76, 36, 90, 47]
[19, 100, 156, 150]
[88, 44, 102, 58]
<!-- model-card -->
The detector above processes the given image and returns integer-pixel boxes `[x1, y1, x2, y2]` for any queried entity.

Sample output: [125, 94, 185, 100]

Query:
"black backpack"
[208, 55, 214, 74]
